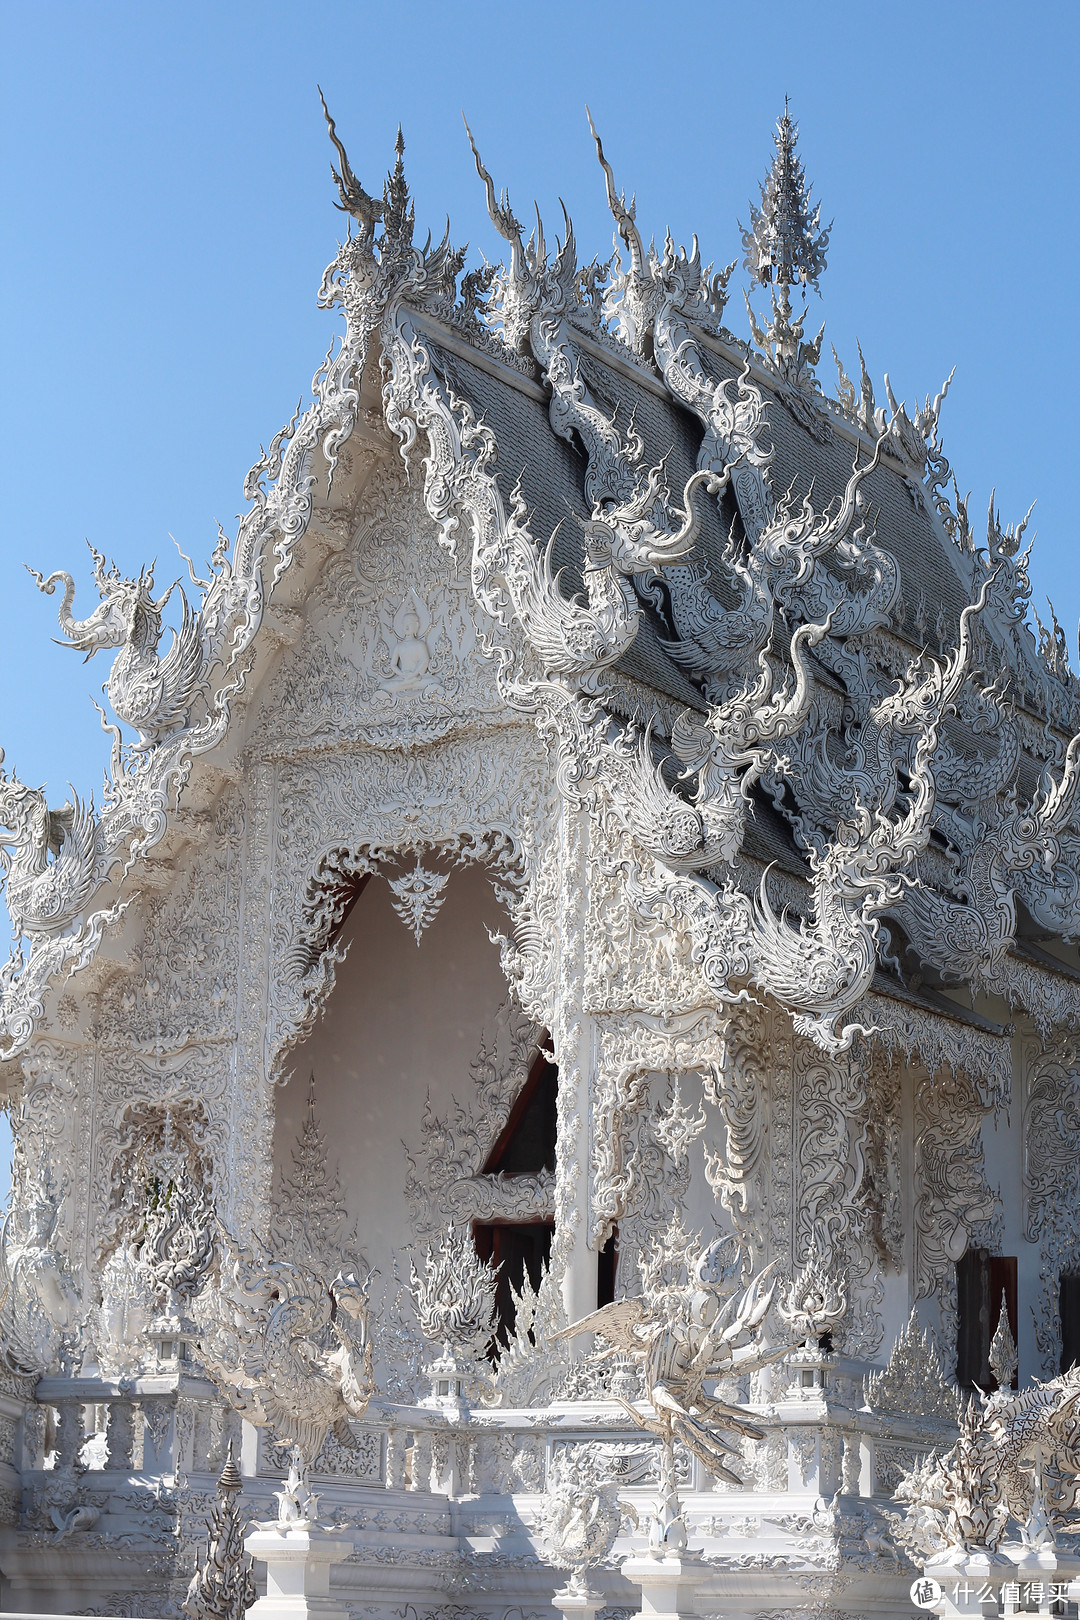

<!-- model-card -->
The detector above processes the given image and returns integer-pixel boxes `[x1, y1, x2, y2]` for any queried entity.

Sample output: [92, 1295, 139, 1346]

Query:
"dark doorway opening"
[956, 1248, 1018, 1391]
[597, 1228, 618, 1308]
[482, 1044, 558, 1177]
[1060, 1274, 1080, 1374]
[473, 1220, 554, 1350]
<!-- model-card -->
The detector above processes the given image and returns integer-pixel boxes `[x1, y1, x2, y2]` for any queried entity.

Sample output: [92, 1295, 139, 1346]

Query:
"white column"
[554, 800, 598, 1336]
[560, 1009, 599, 1331]
[245, 1522, 353, 1620]
[621, 1552, 709, 1620]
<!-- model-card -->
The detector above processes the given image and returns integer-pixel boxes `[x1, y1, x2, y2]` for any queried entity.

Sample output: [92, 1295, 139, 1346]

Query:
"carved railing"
[28, 1373, 234, 1478]
[22, 1361, 942, 1505]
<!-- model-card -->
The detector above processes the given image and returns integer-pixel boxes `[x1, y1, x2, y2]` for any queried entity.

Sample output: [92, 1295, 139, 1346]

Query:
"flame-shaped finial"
[741, 102, 831, 293]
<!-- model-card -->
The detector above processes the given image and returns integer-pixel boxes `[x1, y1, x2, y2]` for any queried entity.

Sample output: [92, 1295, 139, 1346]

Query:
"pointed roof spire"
[383, 123, 414, 249]
[741, 101, 830, 292]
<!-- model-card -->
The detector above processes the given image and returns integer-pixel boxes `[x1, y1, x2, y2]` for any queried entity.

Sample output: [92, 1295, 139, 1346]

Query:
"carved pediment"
[250, 458, 513, 756]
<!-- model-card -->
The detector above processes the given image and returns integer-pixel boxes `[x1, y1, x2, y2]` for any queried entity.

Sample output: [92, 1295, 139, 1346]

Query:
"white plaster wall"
[274, 861, 510, 1275]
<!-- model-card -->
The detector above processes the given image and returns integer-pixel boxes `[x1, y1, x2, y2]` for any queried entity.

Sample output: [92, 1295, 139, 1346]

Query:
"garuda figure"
[553, 1216, 786, 1550]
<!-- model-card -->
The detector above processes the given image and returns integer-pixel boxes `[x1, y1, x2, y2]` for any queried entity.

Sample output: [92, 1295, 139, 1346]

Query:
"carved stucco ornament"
[894, 1367, 1080, 1556]
[0, 1151, 81, 1376]
[409, 1222, 498, 1367]
[8, 100, 1080, 1615]
[552, 1216, 789, 1551]
[195, 1229, 376, 1516]
[778, 1226, 848, 1348]
[988, 1294, 1018, 1391]
[648, 1075, 707, 1168]
[865, 1310, 960, 1427]
[537, 1446, 628, 1601]
[387, 860, 450, 943]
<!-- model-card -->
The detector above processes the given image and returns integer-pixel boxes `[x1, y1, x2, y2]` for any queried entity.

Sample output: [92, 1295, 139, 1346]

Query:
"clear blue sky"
[0, 1, 1076, 1203]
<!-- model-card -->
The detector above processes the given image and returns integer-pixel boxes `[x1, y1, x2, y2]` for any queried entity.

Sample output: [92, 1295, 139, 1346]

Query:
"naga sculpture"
[899, 729, 1080, 988]
[31, 549, 204, 745]
[895, 1367, 1080, 1558]
[588, 112, 780, 678]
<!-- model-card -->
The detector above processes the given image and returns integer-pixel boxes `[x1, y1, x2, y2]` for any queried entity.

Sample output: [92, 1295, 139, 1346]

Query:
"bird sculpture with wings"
[197, 1230, 376, 1520]
[551, 1216, 789, 1550]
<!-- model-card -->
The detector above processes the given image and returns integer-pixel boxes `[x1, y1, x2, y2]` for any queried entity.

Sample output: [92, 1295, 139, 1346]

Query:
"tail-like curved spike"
[317, 87, 383, 229]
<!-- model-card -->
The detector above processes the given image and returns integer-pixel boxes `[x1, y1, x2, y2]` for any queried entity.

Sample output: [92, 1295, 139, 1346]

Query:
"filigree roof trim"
[0, 129, 472, 1058]
[857, 989, 1011, 1104]
[411, 310, 547, 402]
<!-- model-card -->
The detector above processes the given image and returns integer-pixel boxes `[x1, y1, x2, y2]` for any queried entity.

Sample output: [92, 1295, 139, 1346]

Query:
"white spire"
[741, 100, 831, 292]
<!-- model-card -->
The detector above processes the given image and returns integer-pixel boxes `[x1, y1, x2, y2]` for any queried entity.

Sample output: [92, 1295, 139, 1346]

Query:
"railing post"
[385, 1427, 408, 1490]
[52, 1399, 83, 1474]
[410, 1430, 433, 1492]
[139, 1396, 175, 1473]
[106, 1398, 136, 1471]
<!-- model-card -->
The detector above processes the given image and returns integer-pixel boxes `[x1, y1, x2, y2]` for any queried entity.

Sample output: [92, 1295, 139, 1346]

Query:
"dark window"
[597, 1228, 618, 1308]
[473, 1221, 554, 1351]
[956, 1248, 1018, 1391]
[1060, 1274, 1080, 1374]
[473, 1042, 558, 1352]
[482, 1044, 558, 1176]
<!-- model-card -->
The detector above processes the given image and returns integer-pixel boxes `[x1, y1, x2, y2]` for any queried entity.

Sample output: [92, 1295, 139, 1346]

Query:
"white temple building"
[1, 103, 1080, 1620]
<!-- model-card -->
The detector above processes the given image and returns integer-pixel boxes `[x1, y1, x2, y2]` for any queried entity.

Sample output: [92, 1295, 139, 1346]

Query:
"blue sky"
[0, 1, 1076, 1203]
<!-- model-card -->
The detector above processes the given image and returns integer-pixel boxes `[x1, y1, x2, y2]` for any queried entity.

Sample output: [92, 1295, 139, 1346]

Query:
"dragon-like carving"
[197, 1228, 376, 1494]
[751, 724, 937, 1049]
[467, 124, 727, 584]
[774, 580, 996, 840]
[378, 219, 968, 1052]
[590, 119, 898, 683]
[0, 756, 100, 939]
[896, 1366, 1080, 1555]
[585, 108, 666, 361]
[31, 551, 204, 745]
[589, 117, 777, 680]
[643, 600, 989, 1053]
[899, 730, 1080, 986]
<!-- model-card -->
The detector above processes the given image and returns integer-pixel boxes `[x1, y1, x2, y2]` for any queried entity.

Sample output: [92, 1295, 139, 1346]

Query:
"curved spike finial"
[585, 106, 644, 269]
[462, 113, 522, 248]
[317, 86, 383, 232]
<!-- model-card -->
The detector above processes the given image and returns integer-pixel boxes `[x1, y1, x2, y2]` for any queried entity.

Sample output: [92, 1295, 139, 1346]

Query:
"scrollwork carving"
[1023, 1034, 1080, 1372]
